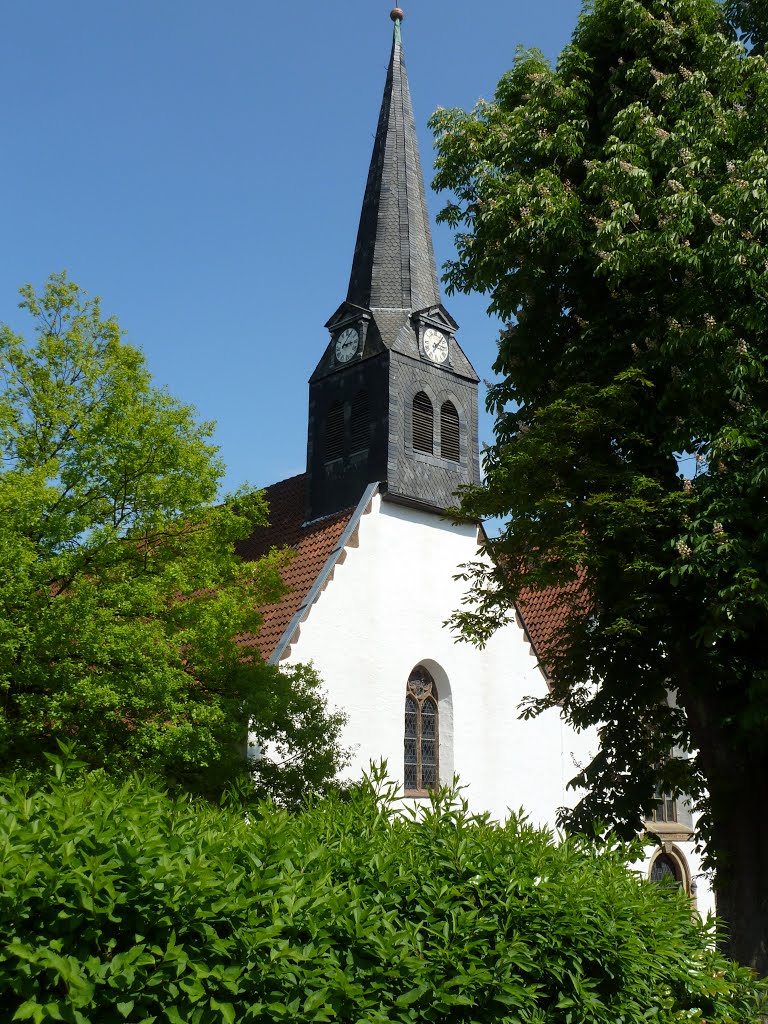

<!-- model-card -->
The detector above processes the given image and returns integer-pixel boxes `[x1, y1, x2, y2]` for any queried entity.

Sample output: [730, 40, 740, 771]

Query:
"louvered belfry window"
[440, 401, 460, 461]
[404, 665, 439, 793]
[412, 392, 434, 454]
[350, 391, 369, 454]
[324, 401, 344, 462]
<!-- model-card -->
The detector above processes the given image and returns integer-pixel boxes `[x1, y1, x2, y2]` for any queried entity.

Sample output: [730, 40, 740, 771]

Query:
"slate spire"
[305, 7, 480, 522]
[346, 9, 441, 314]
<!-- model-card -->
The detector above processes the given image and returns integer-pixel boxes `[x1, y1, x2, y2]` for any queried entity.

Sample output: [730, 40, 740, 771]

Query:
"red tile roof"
[236, 474, 356, 660]
[237, 473, 578, 673]
[517, 574, 588, 678]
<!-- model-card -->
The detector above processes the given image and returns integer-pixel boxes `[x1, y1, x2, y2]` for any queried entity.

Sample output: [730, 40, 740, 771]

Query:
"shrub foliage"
[0, 762, 763, 1023]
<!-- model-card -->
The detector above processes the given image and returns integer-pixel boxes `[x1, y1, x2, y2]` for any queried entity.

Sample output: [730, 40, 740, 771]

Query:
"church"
[238, 7, 713, 917]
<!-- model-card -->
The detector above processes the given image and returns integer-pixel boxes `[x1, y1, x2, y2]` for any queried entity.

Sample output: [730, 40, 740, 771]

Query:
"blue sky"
[1, 0, 583, 496]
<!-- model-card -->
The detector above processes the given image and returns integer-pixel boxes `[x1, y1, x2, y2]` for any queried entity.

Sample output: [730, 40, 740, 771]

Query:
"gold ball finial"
[390, 7, 405, 22]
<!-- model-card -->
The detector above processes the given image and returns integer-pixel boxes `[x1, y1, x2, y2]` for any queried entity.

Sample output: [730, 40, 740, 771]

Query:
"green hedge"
[0, 764, 763, 1023]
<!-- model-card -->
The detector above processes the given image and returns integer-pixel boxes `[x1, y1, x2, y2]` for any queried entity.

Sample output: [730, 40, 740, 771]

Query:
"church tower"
[305, 7, 480, 522]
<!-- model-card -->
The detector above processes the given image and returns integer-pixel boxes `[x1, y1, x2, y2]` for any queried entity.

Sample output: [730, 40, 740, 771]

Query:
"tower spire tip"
[390, 7, 404, 22]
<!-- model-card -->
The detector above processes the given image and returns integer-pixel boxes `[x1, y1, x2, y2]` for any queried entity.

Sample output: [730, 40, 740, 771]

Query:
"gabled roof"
[346, 20, 441, 315]
[238, 474, 576, 674]
[236, 474, 358, 661]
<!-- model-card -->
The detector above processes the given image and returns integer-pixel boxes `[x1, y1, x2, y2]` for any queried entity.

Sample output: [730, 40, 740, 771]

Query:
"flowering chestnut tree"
[432, 0, 768, 972]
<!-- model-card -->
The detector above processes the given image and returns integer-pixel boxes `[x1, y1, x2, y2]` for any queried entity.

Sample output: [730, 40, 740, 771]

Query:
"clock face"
[423, 327, 449, 364]
[335, 327, 359, 363]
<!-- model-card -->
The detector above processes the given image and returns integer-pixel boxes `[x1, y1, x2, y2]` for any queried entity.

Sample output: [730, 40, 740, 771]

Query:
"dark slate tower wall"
[304, 13, 482, 521]
[387, 351, 480, 511]
[306, 355, 390, 520]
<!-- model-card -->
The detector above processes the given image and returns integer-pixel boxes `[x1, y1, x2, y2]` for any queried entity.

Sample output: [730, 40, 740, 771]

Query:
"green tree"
[0, 274, 347, 803]
[432, 0, 768, 972]
[725, 0, 768, 52]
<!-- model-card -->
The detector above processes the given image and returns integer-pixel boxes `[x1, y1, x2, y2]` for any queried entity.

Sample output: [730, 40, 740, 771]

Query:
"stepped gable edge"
[235, 474, 356, 660]
[235, 472, 580, 671]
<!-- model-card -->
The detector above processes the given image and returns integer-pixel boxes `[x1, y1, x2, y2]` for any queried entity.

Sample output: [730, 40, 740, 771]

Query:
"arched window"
[404, 665, 439, 793]
[350, 390, 369, 454]
[440, 401, 460, 461]
[412, 392, 434, 454]
[650, 851, 686, 890]
[324, 401, 344, 462]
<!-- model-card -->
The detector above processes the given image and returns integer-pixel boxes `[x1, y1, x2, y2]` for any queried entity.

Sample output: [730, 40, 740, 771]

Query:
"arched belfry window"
[350, 391, 369, 454]
[325, 401, 344, 463]
[412, 392, 434, 454]
[404, 665, 439, 793]
[440, 401, 460, 461]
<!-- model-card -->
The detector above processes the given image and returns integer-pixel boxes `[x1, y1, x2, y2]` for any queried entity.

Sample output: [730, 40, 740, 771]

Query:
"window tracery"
[404, 665, 439, 793]
[650, 852, 681, 885]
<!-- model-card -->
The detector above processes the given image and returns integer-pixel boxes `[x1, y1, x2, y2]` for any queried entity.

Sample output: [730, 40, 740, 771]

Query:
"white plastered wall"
[275, 491, 717, 919]
[279, 493, 595, 829]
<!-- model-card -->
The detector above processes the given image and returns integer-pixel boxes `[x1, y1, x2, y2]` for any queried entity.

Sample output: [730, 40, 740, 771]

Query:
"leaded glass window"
[650, 852, 682, 887]
[404, 666, 439, 794]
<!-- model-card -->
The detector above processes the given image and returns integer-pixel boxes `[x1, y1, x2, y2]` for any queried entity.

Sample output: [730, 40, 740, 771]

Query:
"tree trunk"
[710, 781, 768, 976]
[676, 672, 768, 977]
